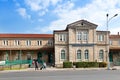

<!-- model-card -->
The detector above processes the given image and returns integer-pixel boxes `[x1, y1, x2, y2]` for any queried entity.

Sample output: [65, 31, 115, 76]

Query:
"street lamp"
[106, 13, 118, 70]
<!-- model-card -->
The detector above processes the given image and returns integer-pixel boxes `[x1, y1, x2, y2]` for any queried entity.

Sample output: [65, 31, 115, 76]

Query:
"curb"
[1, 67, 120, 73]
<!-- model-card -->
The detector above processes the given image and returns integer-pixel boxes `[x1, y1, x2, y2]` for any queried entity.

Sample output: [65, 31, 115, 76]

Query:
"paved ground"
[0, 68, 120, 80]
[0, 66, 120, 73]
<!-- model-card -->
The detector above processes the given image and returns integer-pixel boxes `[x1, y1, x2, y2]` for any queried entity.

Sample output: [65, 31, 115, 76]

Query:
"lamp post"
[106, 13, 118, 70]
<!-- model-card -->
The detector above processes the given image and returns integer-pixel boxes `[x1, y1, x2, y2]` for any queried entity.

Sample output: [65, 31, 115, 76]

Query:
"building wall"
[54, 20, 108, 67]
[109, 33, 120, 65]
[0, 37, 53, 62]
[1, 20, 118, 67]
[0, 38, 53, 48]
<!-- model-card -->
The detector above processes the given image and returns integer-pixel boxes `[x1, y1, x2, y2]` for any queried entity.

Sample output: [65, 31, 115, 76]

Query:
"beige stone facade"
[109, 33, 120, 66]
[0, 34, 54, 65]
[0, 20, 120, 67]
[54, 20, 109, 67]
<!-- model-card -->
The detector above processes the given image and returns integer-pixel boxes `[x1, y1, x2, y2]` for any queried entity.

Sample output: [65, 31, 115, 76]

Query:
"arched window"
[61, 50, 66, 59]
[77, 50, 81, 59]
[85, 50, 89, 59]
[99, 50, 104, 61]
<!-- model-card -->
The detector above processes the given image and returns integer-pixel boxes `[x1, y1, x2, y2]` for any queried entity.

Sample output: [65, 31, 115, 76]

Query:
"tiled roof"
[0, 34, 53, 38]
[109, 35, 120, 39]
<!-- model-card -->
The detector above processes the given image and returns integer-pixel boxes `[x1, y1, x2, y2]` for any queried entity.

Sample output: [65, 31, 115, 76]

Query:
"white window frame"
[48, 40, 53, 46]
[26, 40, 31, 46]
[60, 49, 66, 61]
[3, 40, 8, 46]
[77, 49, 81, 60]
[14, 40, 20, 46]
[98, 34, 104, 41]
[37, 40, 42, 46]
[83, 31, 88, 41]
[58, 34, 66, 42]
[84, 50, 89, 60]
[109, 40, 112, 45]
[99, 50, 104, 62]
[76, 30, 88, 41]
[77, 32, 82, 40]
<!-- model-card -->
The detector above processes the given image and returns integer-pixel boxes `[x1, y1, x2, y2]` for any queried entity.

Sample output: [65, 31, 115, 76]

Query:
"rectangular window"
[59, 34, 66, 41]
[26, 40, 31, 46]
[14, 40, 20, 46]
[61, 53, 65, 59]
[61, 50, 66, 60]
[77, 32, 82, 40]
[98, 34, 104, 41]
[109, 40, 112, 45]
[3, 40, 8, 46]
[77, 30, 88, 41]
[83, 31, 88, 40]
[48, 40, 53, 46]
[85, 53, 89, 59]
[37, 40, 42, 46]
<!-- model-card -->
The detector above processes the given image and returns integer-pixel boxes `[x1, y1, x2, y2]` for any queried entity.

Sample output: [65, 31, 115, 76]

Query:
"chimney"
[118, 32, 119, 35]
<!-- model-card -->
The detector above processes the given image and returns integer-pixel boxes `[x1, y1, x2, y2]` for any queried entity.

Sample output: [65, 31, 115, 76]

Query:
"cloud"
[110, 27, 120, 34]
[24, 0, 63, 16]
[24, 0, 42, 11]
[50, 0, 62, 5]
[17, 8, 31, 19]
[24, 0, 62, 11]
[37, 0, 120, 34]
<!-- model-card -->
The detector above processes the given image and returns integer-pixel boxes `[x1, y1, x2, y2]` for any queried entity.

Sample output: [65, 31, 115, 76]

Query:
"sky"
[0, 0, 120, 34]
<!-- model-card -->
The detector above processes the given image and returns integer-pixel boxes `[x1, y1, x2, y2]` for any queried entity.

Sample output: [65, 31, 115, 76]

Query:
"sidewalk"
[28, 67, 106, 71]
[0, 66, 120, 73]
[0, 67, 105, 73]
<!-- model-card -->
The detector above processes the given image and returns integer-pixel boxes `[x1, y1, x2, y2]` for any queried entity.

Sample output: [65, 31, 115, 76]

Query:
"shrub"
[73, 62, 77, 66]
[63, 62, 107, 68]
[75, 62, 99, 68]
[99, 62, 107, 67]
[63, 62, 73, 68]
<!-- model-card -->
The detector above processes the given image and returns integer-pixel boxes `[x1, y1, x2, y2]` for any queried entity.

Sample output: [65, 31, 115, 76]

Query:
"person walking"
[40, 61, 46, 70]
[34, 59, 39, 70]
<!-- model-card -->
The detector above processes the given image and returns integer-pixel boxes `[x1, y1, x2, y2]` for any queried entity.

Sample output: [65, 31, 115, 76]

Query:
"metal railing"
[5, 60, 32, 66]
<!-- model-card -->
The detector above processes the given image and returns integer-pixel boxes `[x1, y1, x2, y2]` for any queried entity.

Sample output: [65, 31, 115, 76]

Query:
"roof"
[0, 34, 53, 38]
[54, 30, 67, 32]
[66, 19, 98, 29]
[109, 35, 120, 39]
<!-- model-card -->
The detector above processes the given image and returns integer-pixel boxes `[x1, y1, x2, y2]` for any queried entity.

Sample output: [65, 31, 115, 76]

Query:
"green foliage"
[73, 62, 77, 66]
[63, 62, 73, 68]
[98, 62, 107, 67]
[63, 61, 107, 68]
[75, 62, 99, 68]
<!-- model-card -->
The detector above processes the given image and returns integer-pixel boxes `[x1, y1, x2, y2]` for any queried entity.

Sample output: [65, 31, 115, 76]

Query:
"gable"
[66, 20, 98, 29]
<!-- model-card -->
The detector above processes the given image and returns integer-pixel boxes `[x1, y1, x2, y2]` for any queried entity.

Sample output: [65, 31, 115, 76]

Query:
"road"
[0, 70, 120, 80]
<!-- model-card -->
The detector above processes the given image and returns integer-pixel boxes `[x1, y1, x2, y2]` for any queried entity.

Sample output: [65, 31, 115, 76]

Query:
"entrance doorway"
[48, 53, 54, 66]
[37, 52, 42, 63]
